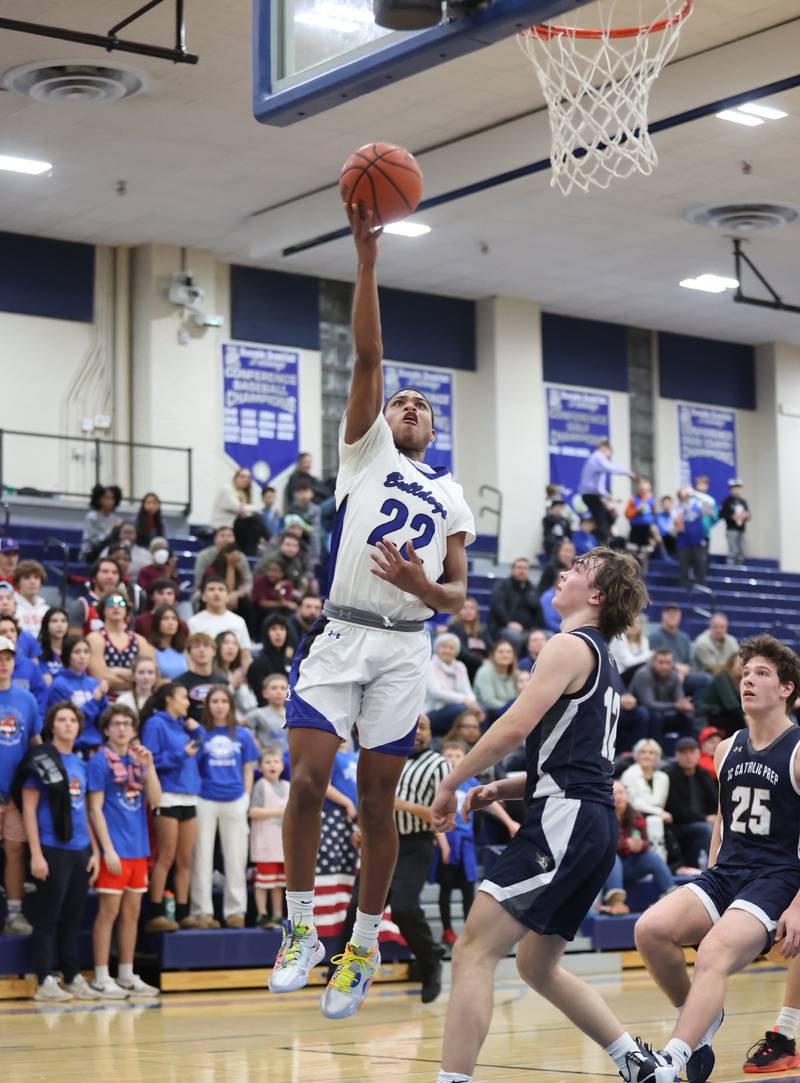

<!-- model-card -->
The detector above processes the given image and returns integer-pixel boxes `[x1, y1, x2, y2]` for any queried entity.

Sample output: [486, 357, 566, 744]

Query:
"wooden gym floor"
[0, 961, 793, 1083]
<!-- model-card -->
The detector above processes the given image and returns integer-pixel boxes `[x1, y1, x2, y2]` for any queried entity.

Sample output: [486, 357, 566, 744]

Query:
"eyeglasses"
[108, 719, 134, 728]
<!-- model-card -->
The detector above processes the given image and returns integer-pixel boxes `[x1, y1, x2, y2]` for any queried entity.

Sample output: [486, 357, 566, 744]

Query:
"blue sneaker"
[320, 943, 381, 1019]
[268, 920, 325, 993]
[688, 1010, 724, 1083]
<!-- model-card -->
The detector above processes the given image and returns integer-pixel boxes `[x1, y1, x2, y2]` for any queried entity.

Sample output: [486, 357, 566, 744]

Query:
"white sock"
[285, 890, 315, 931]
[118, 963, 134, 982]
[436, 1072, 473, 1082]
[351, 909, 381, 953]
[95, 965, 109, 983]
[775, 1007, 800, 1040]
[606, 1033, 641, 1071]
[696, 1008, 724, 1049]
[663, 1038, 692, 1070]
[7, 899, 22, 914]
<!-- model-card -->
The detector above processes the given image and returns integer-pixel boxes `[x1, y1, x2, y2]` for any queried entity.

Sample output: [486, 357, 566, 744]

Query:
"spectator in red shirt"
[698, 725, 725, 780]
[134, 580, 187, 640]
[252, 561, 298, 618]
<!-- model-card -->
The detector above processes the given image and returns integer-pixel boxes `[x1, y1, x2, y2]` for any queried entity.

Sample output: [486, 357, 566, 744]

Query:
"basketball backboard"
[252, 0, 592, 125]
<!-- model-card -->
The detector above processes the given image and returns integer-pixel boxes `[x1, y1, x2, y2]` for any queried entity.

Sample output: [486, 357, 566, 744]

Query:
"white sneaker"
[268, 920, 325, 993]
[65, 974, 102, 1001]
[117, 974, 160, 998]
[3, 911, 33, 936]
[34, 975, 73, 1002]
[90, 976, 129, 1000]
[321, 943, 381, 1020]
[621, 1048, 679, 1083]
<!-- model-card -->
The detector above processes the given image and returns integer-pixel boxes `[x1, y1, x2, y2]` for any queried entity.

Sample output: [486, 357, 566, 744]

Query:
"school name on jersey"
[383, 472, 447, 518]
[727, 760, 780, 786]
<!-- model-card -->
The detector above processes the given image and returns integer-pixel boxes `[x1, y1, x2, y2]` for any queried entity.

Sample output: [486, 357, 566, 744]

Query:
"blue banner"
[222, 343, 299, 485]
[546, 386, 610, 512]
[383, 361, 453, 473]
[678, 404, 737, 505]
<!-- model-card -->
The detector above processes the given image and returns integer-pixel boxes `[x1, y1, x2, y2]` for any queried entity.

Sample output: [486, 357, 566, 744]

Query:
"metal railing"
[0, 429, 193, 516]
[478, 484, 502, 564]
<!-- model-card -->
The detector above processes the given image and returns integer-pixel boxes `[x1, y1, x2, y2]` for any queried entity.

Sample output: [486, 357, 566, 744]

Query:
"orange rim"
[524, 0, 691, 39]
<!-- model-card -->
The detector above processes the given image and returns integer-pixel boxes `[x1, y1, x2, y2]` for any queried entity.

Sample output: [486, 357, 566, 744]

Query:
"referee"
[391, 714, 449, 1003]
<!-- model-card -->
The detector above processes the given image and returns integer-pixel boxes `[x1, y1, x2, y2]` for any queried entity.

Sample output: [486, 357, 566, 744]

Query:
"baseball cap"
[728, 477, 743, 487]
[284, 514, 311, 532]
[675, 736, 699, 751]
[0, 634, 16, 654]
[0, 538, 19, 554]
[0, 582, 14, 594]
[662, 602, 682, 611]
[699, 725, 725, 744]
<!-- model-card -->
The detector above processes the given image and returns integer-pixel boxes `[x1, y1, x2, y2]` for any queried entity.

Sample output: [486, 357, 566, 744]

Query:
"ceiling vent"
[685, 202, 799, 234]
[2, 60, 148, 104]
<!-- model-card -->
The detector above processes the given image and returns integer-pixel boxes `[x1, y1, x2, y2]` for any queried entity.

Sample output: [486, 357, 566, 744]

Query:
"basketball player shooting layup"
[633, 635, 800, 1083]
[269, 202, 475, 1019]
[430, 548, 660, 1083]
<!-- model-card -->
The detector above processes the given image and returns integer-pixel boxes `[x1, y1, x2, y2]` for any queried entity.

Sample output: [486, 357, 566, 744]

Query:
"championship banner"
[546, 385, 610, 511]
[222, 343, 299, 485]
[678, 403, 737, 504]
[383, 361, 453, 473]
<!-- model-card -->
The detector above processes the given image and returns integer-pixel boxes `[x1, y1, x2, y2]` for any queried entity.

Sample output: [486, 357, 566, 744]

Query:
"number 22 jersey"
[329, 412, 475, 622]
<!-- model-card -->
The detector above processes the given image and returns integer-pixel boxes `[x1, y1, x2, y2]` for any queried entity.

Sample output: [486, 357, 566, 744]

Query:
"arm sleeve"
[87, 755, 106, 793]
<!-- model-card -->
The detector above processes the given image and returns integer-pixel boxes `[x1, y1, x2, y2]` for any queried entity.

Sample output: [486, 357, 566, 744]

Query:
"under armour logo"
[327, 630, 342, 639]
[535, 853, 551, 871]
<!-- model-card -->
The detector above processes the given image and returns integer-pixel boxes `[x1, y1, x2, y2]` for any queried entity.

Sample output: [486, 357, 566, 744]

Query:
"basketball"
[339, 143, 423, 226]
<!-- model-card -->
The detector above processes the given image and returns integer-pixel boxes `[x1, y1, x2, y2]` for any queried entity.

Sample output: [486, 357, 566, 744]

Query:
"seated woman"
[619, 738, 671, 861]
[517, 628, 548, 674]
[210, 467, 266, 557]
[446, 597, 490, 682]
[472, 639, 517, 723]
[424, 633, 484, 737]
[609, 613, 651, 686]
[601, 780, 674, 914]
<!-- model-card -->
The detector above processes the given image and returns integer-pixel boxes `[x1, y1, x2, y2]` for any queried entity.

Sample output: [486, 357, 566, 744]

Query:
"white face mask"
[152, 549, 170, 566]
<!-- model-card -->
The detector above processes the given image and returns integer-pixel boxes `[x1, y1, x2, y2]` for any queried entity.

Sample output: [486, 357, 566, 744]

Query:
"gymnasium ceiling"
[1, 0, 800, 345]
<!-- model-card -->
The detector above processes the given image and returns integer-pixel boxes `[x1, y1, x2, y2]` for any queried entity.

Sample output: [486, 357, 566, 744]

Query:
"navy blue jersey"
[525, 626, 624, 807]
[718, 725, 800, 873]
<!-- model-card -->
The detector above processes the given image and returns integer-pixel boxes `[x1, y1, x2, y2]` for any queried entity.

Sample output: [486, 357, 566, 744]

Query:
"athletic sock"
[662, 1038, 692, 1070]
[286, 890, 315, 931]
[95, 965, 109, 984]
[175, 901, 189, 923]
[774, 1007, 800, 1040]
[7, 899, 22, 914]
[695, 1008, 724, 1049]
[351, 909, 381, 953]
[118, 963, 134, 983]
[606, 1033, 641, 1071]
[436, 1071, 473, 1082]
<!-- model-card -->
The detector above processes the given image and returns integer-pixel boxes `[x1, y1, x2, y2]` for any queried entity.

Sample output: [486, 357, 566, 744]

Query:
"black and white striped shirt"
[395, 748, 450, 835]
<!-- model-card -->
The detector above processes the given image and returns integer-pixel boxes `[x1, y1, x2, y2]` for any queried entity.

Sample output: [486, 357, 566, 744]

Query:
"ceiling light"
[715, 109, 763, 127]
[737, 101, 788, 120]
[0, 154, 52, 175]
[383, 221, 431, 237]
[679, 274, 739, 294]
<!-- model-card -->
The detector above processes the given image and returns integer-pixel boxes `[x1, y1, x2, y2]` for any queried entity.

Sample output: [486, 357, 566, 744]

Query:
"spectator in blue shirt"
[578, 440, 634, 543]
[38, 607, 69, 685]
[625, 478, 661, 569]
[674, 487, 707, 589]
[656, 495, 676, 557]
[0, 614, 47, 719]
[0, 582, 40, 662]
[191, 686, 258, 929]
[572, 515, 599, 556]
[261, 485, 284, 539]
[46, 636, 110, 755]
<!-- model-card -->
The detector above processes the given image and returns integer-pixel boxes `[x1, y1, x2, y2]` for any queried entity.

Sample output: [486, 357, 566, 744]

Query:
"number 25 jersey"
[717, 725, 800, 873]
[329, 412, 475, 622]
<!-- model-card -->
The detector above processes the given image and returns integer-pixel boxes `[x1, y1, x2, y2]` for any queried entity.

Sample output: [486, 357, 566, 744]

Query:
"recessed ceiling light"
[679, 274, 739, 294]
[738, 101, 788, 120]
[0, 154, 52, 175]
[715, 109, 763, 127]
[383, 221, 431, 237]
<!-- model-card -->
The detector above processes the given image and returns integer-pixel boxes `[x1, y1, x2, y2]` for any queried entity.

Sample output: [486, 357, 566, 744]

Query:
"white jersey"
[329, 412, 475, 622]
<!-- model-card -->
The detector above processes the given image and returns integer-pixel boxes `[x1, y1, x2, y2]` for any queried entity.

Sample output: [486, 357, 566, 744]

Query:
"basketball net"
[518, 0, 692, 195]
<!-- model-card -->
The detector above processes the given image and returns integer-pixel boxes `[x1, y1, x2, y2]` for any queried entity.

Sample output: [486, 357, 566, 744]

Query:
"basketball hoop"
[518, 0, 692, 195]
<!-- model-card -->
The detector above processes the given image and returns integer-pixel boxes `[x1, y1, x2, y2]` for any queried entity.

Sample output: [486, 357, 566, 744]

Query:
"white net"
[518, 0, 692, 195]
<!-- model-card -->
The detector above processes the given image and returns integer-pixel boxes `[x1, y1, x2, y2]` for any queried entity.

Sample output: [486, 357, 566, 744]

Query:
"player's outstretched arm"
[344, 202, 384, 445]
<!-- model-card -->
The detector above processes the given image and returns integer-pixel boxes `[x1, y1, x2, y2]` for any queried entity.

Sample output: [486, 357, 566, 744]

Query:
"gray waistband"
[323, 601, 426, 633]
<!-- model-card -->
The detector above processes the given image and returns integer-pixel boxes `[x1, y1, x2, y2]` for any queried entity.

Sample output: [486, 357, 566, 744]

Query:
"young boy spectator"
[0, 583, 40, 662]
[0, 537, 20, 584]
[175, 632, 228, 722]
[0, 615, 47, 718]
[13, 560, 50, 639]
[261, 486, 283, 539]
[188, 578, 252, 669]
[0, 633, 40, 936]
[541, 499, 572, 556]
[252, 560, 298, 617]
[249, 746, 290, 927]
[656, 495, 676, 556]
[720, 477, 750, 565]
[572, 515, 599, 556]
[67, 557, 122, 636]
[245, 673, 289, 749]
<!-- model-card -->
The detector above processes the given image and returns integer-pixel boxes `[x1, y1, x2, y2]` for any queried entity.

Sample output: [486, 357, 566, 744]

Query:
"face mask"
[153, 549, 170, 566]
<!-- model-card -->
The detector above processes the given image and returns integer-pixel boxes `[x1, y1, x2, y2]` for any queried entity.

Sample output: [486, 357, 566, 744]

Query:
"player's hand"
[462, 783, 500, 819]
[431, 784, 458, 832]
[345, 202, 381, 265]
[369, 538, 428, 596]
[777, 903, 800, 958]
[104, 848, 122, 876]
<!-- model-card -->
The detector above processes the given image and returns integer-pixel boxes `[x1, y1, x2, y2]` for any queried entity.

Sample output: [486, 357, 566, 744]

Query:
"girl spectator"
[211, 467, 266, 557]
[87, 590, 153, 694]
[700, 654, 746, 736]
[444, 708, 482, 752]
[103, 522, 151, 579]
[610, 613, 652, 686]
[135, 492, 164, 547]
[247, 614, 294, 701]
[473, 639, 517, 718]
[80, 484, 123, 562]
[191, 687, 258, 929]
[215, 630, 258, 716]
[518, 628, 548, 674]
[249, 746, 289, 927]
[447, 597, 489, 682]
[38, 607, 69, 685]
[619, 738, 671, 861]
[21, 702, 101, 1001]
[88, 704, 162, 998]
[536, 538, 576, 597]
[601, 780, 674, 914]
[149, 604, 188, 680]
[137, 538, 180, 601]
[46, 636, 110, 755]
[140, 683, 202, 931]
[115, 654, 160, 716]
[425, 633, 484, 737]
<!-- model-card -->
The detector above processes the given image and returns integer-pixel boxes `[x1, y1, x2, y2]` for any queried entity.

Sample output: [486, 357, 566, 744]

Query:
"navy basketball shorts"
[480, 795, 617, 941]
[687, 864, 800, 944]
